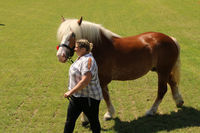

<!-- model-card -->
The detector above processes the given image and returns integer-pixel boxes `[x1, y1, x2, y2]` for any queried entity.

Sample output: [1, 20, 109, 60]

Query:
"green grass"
[0, 0, 200, 132]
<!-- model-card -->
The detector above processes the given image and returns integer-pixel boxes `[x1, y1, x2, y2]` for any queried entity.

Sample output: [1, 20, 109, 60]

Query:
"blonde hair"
[76, 39, 93, 52]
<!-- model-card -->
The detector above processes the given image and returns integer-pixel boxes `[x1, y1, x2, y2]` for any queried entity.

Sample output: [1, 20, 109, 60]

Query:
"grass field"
[0, 0, 200, 132]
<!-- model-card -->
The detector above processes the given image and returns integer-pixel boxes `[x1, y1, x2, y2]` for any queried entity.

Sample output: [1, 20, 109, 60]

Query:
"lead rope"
[68, 57, 74, 64]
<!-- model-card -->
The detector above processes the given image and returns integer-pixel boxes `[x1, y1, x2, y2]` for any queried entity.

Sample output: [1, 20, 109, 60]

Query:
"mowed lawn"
[0, 0, 200, 132]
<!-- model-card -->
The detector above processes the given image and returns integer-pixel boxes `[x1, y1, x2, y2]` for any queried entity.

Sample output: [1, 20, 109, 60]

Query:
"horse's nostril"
[62, 53, 66, 57]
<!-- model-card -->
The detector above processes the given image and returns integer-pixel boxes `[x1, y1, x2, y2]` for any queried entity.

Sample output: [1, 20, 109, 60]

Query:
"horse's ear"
[61, 16, 65, 22]
[77, 16, 83, 26]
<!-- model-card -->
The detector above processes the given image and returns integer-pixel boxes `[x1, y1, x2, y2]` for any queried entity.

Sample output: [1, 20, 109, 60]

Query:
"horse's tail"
[170, 36, 181, 85]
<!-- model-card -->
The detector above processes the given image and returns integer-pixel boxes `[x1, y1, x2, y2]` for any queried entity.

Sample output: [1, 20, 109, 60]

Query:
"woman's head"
[76, 39, 93, 52]
[75, 39, 93, 56]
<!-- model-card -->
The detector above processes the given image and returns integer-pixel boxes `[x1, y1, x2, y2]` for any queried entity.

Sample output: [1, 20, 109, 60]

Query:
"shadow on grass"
[113, 106, 200, 133]
[0, 24, 5, 26]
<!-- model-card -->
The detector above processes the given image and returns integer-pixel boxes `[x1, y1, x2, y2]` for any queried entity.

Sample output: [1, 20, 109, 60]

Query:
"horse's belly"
[111, 67, 149, 80]
[111, 61, 152, 80]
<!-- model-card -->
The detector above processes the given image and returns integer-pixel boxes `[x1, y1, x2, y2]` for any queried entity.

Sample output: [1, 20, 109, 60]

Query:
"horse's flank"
[110, 32, 179, 80]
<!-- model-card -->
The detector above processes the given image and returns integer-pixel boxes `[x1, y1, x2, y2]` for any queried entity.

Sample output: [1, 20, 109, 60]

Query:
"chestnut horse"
[56, 17, 184, 122]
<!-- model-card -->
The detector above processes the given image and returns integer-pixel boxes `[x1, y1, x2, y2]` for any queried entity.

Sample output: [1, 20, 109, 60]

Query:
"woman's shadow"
[112, 106, 200, 133]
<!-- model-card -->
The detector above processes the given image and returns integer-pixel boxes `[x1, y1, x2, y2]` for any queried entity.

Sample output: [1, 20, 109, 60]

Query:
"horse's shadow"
[112, 106, 200, 133]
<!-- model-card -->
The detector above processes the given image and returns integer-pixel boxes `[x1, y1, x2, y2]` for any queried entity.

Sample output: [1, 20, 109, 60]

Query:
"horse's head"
[56, 31, 76, 63]
[56, 17, 83, 63]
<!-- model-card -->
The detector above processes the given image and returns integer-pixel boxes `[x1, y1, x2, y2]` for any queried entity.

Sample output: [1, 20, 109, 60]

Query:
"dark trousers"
[64, 96, 101, 133]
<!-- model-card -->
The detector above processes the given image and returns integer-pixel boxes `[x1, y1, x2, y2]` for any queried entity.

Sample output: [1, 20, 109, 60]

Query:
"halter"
[57, 44, 75, 63]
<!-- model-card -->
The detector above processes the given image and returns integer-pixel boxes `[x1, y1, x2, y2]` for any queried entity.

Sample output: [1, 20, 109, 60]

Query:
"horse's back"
[113, 32, 179, 65]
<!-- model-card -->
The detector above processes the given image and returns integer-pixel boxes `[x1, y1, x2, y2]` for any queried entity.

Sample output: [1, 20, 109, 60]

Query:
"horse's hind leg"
[168, 74, 184, 107]
[146, 72, 168, 115]
[168, 36, 184, 107]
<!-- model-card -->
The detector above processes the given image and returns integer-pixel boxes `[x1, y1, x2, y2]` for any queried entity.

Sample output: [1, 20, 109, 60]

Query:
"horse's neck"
[92, 33, 115, 64]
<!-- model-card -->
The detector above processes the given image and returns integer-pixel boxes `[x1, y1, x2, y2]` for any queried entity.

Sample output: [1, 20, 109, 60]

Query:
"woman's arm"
[64, 72, 92, 98]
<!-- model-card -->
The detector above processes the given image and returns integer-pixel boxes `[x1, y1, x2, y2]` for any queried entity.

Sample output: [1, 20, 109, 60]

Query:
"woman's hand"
[64, 91, 71, 98]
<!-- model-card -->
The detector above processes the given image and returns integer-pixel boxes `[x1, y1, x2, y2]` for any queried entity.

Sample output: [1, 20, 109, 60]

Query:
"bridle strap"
[58, 44, 75, 63]
[59, 44, 74, 52]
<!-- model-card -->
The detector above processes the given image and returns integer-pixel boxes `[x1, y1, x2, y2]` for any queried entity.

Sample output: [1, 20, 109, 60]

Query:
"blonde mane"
[57, 19, 121, 43]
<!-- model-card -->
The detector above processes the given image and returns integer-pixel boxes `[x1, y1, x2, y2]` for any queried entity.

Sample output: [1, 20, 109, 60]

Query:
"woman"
[64, 39, 103, 133]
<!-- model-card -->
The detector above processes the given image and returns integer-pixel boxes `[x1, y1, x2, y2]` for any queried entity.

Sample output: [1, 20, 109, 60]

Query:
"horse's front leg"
[81, 112, 89, 126]
[81, 84, 115, 126]
[102, 86, 115, 120]
[80, 85, 115, 125]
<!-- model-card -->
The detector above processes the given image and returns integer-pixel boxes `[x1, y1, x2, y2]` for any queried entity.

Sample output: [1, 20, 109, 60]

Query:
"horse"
[56, 17, 184, 123]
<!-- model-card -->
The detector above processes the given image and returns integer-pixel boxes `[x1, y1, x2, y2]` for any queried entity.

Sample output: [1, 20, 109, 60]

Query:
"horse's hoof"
[81, 114, 89, 127]
[103, 112, 113, 121]
[145, 110, 155, 116]
[176, 100, 184, 108]
[81, 121, 89, 127]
